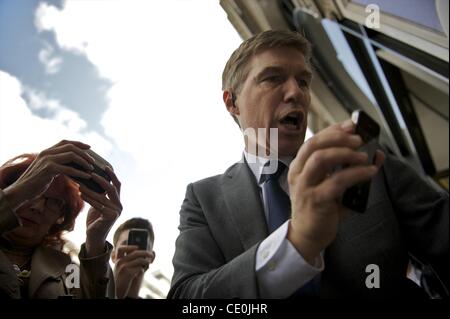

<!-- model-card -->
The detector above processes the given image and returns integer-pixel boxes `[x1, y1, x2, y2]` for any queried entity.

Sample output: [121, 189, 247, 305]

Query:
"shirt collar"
[244, 151, 293, 185]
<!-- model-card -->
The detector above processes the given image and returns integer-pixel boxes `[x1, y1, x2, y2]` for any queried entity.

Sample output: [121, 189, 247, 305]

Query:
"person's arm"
[78, 242, 115, 298]
[382, 154, 449, 291]
[114, 245, 154, 299]
[124, 273, 145, 299]
[168, 183, 260, 299]
[77, 167, 122, 298]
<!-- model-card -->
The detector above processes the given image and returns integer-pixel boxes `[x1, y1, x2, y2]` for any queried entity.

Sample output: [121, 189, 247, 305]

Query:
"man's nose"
[283, 77, 303, 105]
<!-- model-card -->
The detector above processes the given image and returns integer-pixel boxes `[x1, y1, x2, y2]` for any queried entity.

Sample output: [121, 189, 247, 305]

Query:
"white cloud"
[0, 70, 112, 163]
[24, 89, 87, 132]
[38, 43, 63, 74]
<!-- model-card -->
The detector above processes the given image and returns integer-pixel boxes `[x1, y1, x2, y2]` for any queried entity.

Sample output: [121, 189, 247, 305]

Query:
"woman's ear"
[56, 216, 65, 225]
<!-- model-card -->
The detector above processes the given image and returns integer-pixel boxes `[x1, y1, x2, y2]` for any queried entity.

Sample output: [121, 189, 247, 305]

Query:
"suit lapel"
[221, 158, 268, 250]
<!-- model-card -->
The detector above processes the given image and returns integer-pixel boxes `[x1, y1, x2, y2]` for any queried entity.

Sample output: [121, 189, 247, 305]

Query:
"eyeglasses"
[32, 196, 66, 214]
[45, 197, 66, 213]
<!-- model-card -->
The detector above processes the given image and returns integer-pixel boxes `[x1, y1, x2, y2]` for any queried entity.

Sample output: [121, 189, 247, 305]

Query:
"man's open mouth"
[279, 112, 302, 130]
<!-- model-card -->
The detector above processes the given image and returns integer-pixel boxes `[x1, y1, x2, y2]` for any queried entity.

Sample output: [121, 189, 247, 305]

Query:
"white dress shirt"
[244, 152, 324, 298]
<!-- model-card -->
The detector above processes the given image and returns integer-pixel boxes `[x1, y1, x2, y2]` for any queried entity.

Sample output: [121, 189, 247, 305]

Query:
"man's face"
[234, 47, 312, 156]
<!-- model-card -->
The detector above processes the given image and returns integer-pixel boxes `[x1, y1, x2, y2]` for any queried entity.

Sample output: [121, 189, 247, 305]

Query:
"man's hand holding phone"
[114, 231, 155, 298]
[287, 111, 384, 265]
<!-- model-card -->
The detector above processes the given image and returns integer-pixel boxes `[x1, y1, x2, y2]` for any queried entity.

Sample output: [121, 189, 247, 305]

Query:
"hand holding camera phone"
[66, 149, 112, 193]
[127, 228, 149, 251]
[341, 110, 380, 213]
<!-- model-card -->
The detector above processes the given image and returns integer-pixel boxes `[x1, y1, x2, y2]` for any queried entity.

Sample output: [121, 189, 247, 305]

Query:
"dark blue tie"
[261, 161, 320, 298]
[261, 162, 290, 233]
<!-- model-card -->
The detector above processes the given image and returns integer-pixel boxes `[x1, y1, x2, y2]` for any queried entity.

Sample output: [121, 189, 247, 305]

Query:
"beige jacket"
[0, 189, 115, 299]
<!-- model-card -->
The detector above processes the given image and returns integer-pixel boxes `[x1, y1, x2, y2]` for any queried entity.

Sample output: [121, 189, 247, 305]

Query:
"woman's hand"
[81, 166, 122, 257]
[2, 140, 95, 211]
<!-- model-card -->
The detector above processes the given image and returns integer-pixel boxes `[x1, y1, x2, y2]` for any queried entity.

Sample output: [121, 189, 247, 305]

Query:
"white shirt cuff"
[256, 220, 324, 298]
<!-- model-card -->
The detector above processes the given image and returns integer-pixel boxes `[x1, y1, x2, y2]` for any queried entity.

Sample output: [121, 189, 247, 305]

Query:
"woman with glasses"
[0, 140, 122, 298]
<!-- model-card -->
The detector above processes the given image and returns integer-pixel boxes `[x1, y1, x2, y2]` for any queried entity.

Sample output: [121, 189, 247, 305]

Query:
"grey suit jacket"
[168, 154, 448, 298]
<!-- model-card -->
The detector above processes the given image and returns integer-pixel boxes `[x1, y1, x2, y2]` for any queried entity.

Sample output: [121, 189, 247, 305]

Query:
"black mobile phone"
[67, 149, 112, 193]
[128, 228, 149, 251]
[341, 110, 380, 213]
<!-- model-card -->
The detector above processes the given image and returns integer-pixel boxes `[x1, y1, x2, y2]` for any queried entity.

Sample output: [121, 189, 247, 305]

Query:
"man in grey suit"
[168, 30, 449, 298]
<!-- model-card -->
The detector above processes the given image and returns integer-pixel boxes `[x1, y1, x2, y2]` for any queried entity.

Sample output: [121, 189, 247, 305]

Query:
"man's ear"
[150, 250, 155, 264]
[223, 90, 240, 116]
[111, 249, 117, 264]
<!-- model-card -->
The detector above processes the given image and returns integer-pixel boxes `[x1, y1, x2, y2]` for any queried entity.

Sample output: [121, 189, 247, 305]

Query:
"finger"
[119, 257, 151, 269]
[80, 191, 120, 219]
[116, 245, 138, 258]
[52, 139, 91, 150]
[316, 165, 379, 201]
[49, 144, 95, 164]
[82, 198, 120, 223]
[105, 166, 121, 195]
[374, 150, 385, 169]
[340, 119, 355, 134]
[91, 173, 121, 208]
[118, 250, 153, 261]
[302, 148, 369, 186]
[92, 173, 115, 195]
[291, 129, 363, 176]
[47, 151, 95, 172]
[43, 143, 95, 165]
[51, 163, 92, 179]
[117, 254, 153, 269]
[79, 183, 116, 210]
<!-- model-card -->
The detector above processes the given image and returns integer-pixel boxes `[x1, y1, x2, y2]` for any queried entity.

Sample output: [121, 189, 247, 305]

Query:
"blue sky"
[0, 0, 111, 132]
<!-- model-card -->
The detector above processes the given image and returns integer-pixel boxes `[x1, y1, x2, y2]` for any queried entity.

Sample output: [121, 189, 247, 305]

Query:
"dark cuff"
[78, 241, 114, 298]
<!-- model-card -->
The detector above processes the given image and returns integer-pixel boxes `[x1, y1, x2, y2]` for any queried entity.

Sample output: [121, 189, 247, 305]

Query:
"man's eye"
[298, 79, 310, 87]
[263, 75, 283, 83]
